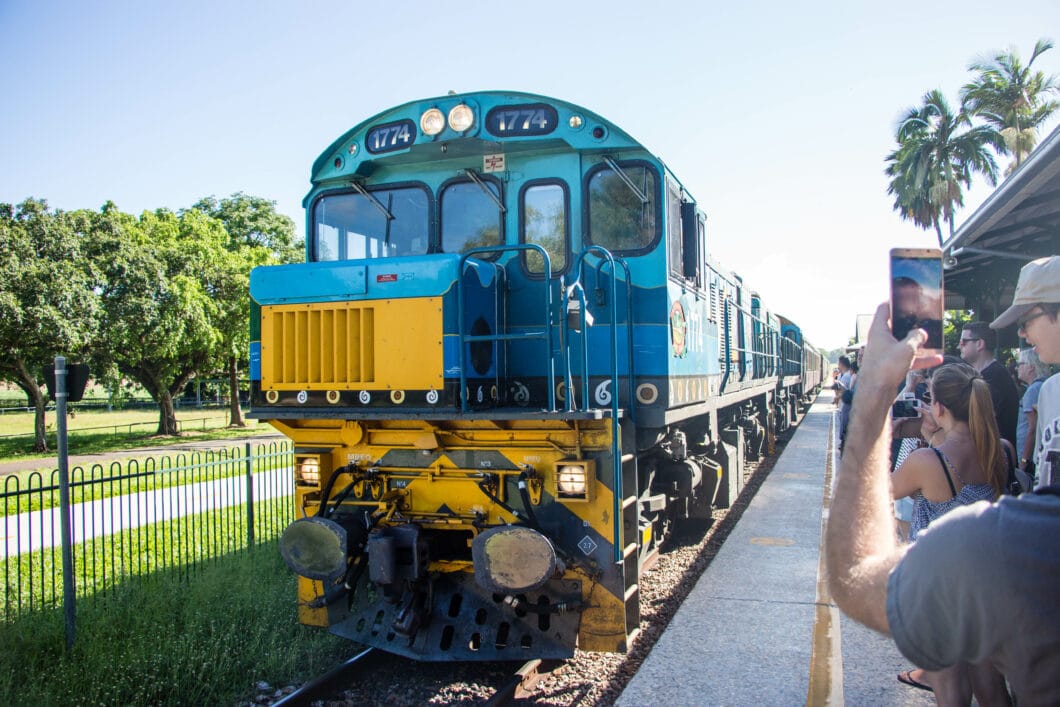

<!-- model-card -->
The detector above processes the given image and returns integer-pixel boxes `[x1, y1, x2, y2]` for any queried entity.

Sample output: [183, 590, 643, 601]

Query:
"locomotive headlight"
[447, 103, 474, 132]
[420, 108, 445, 136]
[296, 456, 320, 485]
[559, 462, 593, 500]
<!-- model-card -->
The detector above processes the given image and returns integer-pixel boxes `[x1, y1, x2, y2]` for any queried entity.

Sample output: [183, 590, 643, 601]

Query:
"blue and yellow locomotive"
[249, 91, 823, 662]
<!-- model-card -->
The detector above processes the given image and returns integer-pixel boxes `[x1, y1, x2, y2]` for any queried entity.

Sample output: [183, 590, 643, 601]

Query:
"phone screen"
[890, 249, 944, 349]
[891, 399, 920, 418]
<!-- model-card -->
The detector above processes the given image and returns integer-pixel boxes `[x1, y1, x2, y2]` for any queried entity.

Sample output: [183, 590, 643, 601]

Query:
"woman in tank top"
[890, 362, 1011, 705]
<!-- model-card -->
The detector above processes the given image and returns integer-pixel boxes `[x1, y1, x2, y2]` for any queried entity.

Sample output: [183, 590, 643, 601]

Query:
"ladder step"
[624, 583, 639, 601]
[622, 495, 638, 509]
[621, 453, 635, 463]
[622, 543, 638, 559]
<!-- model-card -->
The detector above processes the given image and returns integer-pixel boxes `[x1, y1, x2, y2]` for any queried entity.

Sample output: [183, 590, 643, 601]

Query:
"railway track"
[272, 647, 378, 706]
[271, 651, 564, 707]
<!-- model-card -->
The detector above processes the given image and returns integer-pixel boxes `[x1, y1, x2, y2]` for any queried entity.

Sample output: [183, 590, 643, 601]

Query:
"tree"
[0, 200, 101, 452]
[191, 192, 301, 263]
[943, 310, 975, 357]
[885, 90, 1002, 246]
[961, 38, 1060, 173]
[91, 207, 226, 435]
[190, 193, 298, 426]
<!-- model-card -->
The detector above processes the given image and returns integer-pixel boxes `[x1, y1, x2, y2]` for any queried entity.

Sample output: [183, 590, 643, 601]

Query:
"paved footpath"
[617, 393, 933, 706]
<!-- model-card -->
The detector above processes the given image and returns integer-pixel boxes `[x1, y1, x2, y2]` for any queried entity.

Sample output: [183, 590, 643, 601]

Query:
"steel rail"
[272, 647, 377, 706]
[483, 659, 564, 706]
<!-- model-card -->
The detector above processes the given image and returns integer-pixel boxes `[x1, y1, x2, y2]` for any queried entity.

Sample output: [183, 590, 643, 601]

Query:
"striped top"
[910, 448, 995, 541]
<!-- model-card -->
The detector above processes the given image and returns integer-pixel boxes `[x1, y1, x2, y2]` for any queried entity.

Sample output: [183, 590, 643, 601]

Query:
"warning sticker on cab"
[484, 154, 505, 173]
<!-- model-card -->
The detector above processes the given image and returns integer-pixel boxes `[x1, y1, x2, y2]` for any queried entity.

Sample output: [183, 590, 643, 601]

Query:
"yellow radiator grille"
[260, 299, 443, 390]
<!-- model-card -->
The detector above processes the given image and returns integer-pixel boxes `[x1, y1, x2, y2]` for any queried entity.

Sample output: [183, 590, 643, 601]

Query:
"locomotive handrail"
[721, 299, 732, 392]
[720, 298, 780, 392]
[568, 245, 633, 564]
[458, 244, 557, 413]
[748, 307, 780, 378]
[780, 336, 803, 376]
[567, 247, 634, 422]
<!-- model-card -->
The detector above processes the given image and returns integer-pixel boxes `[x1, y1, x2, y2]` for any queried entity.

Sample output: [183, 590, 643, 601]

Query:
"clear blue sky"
[2, 0, 1058, 349]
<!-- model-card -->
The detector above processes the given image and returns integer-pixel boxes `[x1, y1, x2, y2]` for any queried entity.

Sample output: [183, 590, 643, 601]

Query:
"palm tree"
[961, 38, 1060, 172]
[885, 90, 1001, 246]
[886, 140, 944, 244]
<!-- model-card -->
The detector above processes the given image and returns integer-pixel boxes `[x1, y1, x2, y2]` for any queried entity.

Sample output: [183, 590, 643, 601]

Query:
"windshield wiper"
[350, 181, 394, 220]
[603, 157, 649, 205]
[463, 169, 507, 213]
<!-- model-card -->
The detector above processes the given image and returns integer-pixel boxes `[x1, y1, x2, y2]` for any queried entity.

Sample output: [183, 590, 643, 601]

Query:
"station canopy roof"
[943, 122, 1060, 321]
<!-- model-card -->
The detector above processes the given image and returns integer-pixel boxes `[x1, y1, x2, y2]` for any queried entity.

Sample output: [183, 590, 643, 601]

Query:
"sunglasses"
[1018, 310, 1048, 334]
[958, 337, 980, 346]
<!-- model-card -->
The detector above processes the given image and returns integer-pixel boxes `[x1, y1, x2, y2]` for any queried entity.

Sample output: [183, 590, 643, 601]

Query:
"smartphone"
[890, 248, 943, 355]
[891, 399, 920, 418]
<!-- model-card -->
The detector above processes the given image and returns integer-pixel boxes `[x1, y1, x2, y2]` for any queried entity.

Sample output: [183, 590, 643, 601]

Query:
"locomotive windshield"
[312, 185, 429, 261]
[440, 179, 503, 254]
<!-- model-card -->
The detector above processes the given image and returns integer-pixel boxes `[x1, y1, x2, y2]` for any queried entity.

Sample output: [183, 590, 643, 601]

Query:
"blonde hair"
[930, 363, 1005, 496]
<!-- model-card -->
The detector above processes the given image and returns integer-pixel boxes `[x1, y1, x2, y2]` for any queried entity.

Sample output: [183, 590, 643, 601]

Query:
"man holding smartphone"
[826, 256, 1060, 704]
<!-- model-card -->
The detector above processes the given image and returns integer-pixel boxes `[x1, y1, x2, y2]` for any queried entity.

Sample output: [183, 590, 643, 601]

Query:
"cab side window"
[667, 181, 683, 278]
[587, 162, 658, 253]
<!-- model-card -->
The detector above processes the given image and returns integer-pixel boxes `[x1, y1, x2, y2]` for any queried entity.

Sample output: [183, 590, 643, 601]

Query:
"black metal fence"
[1, 441, 294, 621]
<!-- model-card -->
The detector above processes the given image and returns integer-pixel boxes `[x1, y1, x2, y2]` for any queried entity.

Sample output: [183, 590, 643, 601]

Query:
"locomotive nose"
[279, 517, 349, 581]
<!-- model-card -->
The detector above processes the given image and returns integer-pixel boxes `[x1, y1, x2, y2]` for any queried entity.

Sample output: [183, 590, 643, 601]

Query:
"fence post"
[55, 356, 77, 651]
[245, 442, 255, 548]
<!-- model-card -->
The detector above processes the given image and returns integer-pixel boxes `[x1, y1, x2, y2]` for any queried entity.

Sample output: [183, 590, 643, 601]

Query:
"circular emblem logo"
[296, 390, 308, 404]
[426, 389, 439, 405]
[358, 390, 371, 404]
[669, 301, 687, 358]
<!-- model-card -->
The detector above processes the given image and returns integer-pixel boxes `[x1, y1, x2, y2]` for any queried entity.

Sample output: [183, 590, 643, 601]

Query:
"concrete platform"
[617, 393, 933, 706]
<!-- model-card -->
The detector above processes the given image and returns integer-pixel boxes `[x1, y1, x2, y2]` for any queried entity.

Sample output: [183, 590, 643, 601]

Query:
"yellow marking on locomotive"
[277, 417, 629, 644]
[260, 298, 443, 390]
[579, 582, 632, 652]
[297, 577, 330, 627]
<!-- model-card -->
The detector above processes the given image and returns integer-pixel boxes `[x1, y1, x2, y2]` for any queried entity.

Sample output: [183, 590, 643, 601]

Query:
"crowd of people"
[826, 255, 1060, 705]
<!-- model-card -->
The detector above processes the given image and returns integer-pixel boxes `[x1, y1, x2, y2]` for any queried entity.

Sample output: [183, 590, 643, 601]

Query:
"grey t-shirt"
[886, 492, 1060, 703]
[1035, 373, 1060, 487]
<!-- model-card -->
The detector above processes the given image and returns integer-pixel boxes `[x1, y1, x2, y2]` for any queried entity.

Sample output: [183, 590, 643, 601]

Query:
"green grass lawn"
[3, 495, 294, 618]
[0, 543, 350, 706]
[0, 402, 319, 707]
[0, 407, 274, 463]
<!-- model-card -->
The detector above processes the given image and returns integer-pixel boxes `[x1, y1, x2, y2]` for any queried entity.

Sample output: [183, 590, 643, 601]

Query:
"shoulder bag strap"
[931, 447, 958, 498]
[1002, 444, 1020, 494]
